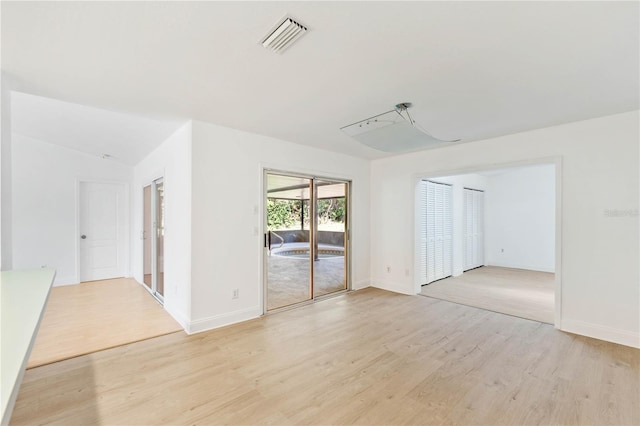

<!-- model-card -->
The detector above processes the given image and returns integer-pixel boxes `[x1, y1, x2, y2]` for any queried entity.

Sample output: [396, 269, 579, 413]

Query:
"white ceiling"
[2, 1, 638, 160]
[11, 92, 185, 165]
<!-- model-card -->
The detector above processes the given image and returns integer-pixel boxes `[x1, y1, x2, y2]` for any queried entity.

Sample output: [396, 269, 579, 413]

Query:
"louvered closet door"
[464, 188, 484, 271]
[464, 189, 473, 271]
[475, 191, 484, 266]
[443, 184, 453, 277]
[426, 181, 436, 283]
[422, 181, 453, 284]
[417, 181, 429, 284]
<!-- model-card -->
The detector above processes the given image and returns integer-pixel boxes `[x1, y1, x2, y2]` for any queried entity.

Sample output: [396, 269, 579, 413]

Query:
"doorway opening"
[143, 178, 165, 303]
[415, 162, 558, 325]
[264, 171, 350, 312]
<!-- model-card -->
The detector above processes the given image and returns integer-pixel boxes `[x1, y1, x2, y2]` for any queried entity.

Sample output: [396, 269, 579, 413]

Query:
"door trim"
[75, 178, 130, 284]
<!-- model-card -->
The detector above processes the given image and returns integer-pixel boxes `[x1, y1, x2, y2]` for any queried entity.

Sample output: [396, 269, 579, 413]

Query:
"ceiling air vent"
[262, 17, 308, 53]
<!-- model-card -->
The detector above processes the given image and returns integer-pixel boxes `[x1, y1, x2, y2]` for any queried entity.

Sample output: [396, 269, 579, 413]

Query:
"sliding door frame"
[142, 176, 165, 304]
[262, 168, 352, 314]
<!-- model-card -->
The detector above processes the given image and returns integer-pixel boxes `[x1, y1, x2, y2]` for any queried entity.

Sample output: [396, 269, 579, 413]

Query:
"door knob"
[81, 235, 87, 239]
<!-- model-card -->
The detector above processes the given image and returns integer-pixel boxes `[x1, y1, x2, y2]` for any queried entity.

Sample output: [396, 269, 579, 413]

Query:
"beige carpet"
[420, 266, 555, 324]
[27, 278, 182, 368]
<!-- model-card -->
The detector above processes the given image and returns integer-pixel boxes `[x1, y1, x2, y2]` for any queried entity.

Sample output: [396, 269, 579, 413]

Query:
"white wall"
[420, 174, 489, 278]
[371, 111, 639, 348]
[132, 122, 192, 328]
[486, 165, 555, 272]
[11, 134, 133, 285]
[1, 77, 17, 270]
[189, 120, 371, 333]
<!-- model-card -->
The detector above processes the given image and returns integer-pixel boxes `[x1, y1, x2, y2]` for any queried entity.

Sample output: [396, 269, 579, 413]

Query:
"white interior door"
[80, 182, 127, 282]
[421, 180, 453, 284]
[464, 188, 484, 271]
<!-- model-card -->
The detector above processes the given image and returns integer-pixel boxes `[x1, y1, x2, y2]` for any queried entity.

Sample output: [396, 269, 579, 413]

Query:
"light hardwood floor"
[27, 278, 182, 369]
[13, 288, 638, 425]
[420, 266, 555, 324]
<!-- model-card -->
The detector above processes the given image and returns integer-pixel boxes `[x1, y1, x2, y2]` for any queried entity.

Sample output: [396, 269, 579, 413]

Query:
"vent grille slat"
[271, 24, 300, 50]
[262, 17, 308, 53]
[272, 29, 301, 51]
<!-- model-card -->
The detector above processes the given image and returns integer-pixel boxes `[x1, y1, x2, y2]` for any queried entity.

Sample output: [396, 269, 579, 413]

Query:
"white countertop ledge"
[1, 268, 55, 426]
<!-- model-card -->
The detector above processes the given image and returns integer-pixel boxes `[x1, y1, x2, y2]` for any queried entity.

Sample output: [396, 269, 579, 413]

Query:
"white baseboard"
[371, 279, 414, 295]
[562, 318, 640, 349]
[487, 262, 555, 273]
[352, 279, 371, 290]
[165, 305, 190, 331]
[187, 306, 262, 334]
[52, 276, 79, 286]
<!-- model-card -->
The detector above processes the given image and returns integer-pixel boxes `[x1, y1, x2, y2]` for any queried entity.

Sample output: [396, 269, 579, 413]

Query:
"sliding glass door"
[265, 174, 313, 310]
[312, 179, 348, 298]
[143, 178, 165, 302]
[265, 172, 349, 311]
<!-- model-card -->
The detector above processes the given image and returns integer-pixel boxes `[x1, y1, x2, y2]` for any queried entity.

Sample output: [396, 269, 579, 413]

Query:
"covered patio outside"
[266, 174, 348, 311]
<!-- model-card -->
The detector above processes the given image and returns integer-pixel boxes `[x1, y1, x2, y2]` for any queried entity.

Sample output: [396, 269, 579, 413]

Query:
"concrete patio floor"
[267, 243, 346, 310]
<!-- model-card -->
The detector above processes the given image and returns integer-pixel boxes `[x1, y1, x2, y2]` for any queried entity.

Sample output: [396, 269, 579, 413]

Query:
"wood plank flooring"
[27, 278, 182, 369]
[420, 266, 555, 324]
[12, 288, 638, 425]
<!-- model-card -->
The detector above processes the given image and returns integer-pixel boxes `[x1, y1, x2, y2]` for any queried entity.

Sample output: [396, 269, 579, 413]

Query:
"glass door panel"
[266, 173, 313, 311]
[313, 180, 347, 298]
[142, 178, 164, 302]
[155, 179, 165, 298]
[143, 185, 152, 289]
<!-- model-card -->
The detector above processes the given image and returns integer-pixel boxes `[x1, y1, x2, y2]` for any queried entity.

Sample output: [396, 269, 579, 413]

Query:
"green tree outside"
[267, 198, 345, 230]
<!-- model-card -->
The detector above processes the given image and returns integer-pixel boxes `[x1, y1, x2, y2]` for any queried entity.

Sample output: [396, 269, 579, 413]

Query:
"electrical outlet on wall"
[386, 266, 391, 273]
[232, 289, 239, 299]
